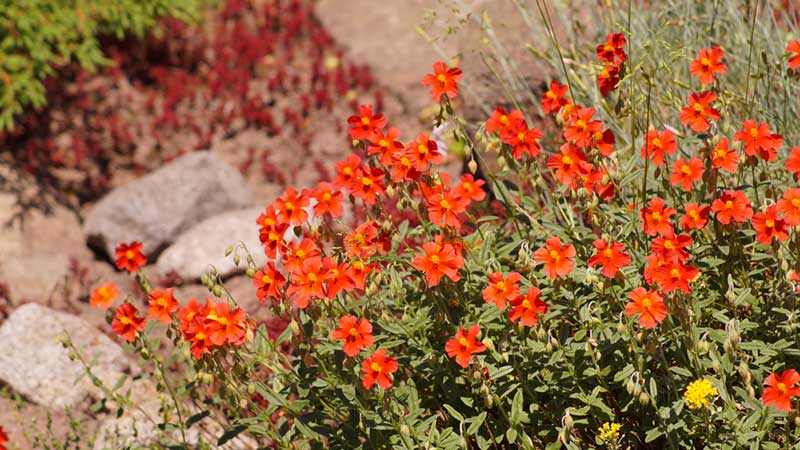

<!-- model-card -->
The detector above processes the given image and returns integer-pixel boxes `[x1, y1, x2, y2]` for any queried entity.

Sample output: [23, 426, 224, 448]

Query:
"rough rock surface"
[83, 151, 254, 259]
[156, 208, 266, 281]
[0, 253, 71, 304]
[0, 303, 128, 409]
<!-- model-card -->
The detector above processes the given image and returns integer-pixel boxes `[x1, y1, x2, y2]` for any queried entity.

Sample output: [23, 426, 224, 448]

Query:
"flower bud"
[536, 327, 546, 341]
[633, 383, 642, 396]
[289, 320, 300, 335]
[626, 379, 635, 394]
[225, 245, 233, 257]
[247, 383, 256, 394]
[233, 254, 241, 266]
[200, 274, 209, 286]
[246, 267, 256, 278]
[400, 424, 411, 436]
[639, 392, 650, 405]
[483, 337, 495, 352]
[468, 159, 478, 174]
[562, 409, 574, 433]
[213, 285, 223, 297]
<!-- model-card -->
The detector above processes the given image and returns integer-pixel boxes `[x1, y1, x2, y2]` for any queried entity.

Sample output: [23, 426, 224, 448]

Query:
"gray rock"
[0, 254, 70, 303]
[156, 208, 266, 281]
[83, 152, 254, 259]
[0, 303, 128, 409]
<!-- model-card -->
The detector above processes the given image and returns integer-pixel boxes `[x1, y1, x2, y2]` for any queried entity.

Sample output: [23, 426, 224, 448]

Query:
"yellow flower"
[598, 421, 622, 443]
[684, 379, 719, 410]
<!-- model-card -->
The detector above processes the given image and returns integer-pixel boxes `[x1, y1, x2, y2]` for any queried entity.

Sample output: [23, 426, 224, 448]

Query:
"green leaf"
[217, 424, 246, 446]
[510, 389, 524, 425]
[467, 412, 487, 435]
[443, 404, 464, 422]
[186, 410, 209, 428]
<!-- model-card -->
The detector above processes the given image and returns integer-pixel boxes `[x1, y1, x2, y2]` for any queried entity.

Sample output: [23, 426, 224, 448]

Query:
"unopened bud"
[200, 274, 209, 286]
[400, 424, 411, 435]
[246, 267, 256, 278]
[467, 159, 478, 174]
[247, 383, 256, 394]
[233, 254, 241, 266]
[626, 379, 635, 394]
[213, 285, 222, 297]
[483, 338, 495, 352]
[639, 392, 650, 405]
[225, 246, 233, 257]
[289, 320, 300, 335]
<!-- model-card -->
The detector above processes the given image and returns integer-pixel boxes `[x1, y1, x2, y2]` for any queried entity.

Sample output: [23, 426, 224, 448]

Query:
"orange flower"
[508, 288, 548, 327]
[639, 197, 676, 236]
[592, 128, 616, 157]
[541, 80, 569, 115]
[89, 282, 118, 308]
[256, 207, 279, 233]
[178, 298, 209, 330]
[147, 288, 179, 324]
[486, 106, 524, 134]
[670, 157, 704, 192]
[547, 143, 591, 187]
[708, 138, 739, 173]
[331, 315, 374, 357]
[640, 129, 677, 166]
[112, 303, 146, 343]
[785, 147, 800, 179]
[361, 349, 398, 390]
[344, 221, 381, 259]
[445, 325, 486, 368]
[275, 187, 309, 226]
[752, 205, 789, 245]
[734, 120, 783, 162]
[347, 104, 386, 140]
[206, 301, 248, 346]
[333, 154, 361, 189]
[389, 148, 422, 182]
[624, 287, 667, 328]
[533, 237, 576, 279]
[563, 107, 603, 148]
[412, 236, 464, 286]
[184, 316, 215, 359]
[651, 233, 692, 263]
[653, 260, 699, 294]
[311, 181, 343, 218]
[711, 190, 753, 224]
[689, 46, 726, 84]
[482, 272, 522, 310]
[596, 32, 627, 65]
[788, 40, 800, 70]
[114, 241, 147, 273]
[259, 222, 288, 259]
[500, 119, 543, 159]
[421, 61, 462, 101]
[588, 239, 630, 278]
[597, 64, 620, 97]
[287, 257, 329, 308]
[455, 174, 486, 203]
[348, 166, 386, 205]
[283, 238, 321, 273]
[253, 261, 286, 303]
[777, 188, 800, 226]
[367, 127, 403, 166]
[762, 369, 800, 412]
[323, 257, 355, 298]
[679, 203, 709, 231]
[427, 188, 468, 231]
[408, 132, 443, 171]
[679, 91, 719, 132]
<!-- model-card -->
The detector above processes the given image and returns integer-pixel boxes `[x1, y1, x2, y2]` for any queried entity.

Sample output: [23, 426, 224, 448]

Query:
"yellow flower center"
[549, 250, 560, 260]
[379, 139, 388, 147]
[575, 119, 587, 131]
[521, 299, 531, 309]
[545, 91, 557, 100]
[371, 362, 382, 372]
[681, 164, 692, 175]
[125, 250, 135, 260]
[792, 198, 800, 208]
[361, 116, 370, 125]
[778, 382, 788, 394]
[119, 316, 132, 325]
[700, 57, 711, 67]
[307, 273, 317, 283]
[349, 328, 358, 336]
[692, 103, 704, 112]
[689, 210, 699, 219]
[640, 297, 652, 309]
[261, 274, 272, 284]
[603, 248, 613, 258]
[343, 167, 353, 176]
[715, 148, 727, 159]
[562, 155, 574, 165]
[459, 337, 469, 347]
[652, 137, 662, 148]
[725, 200, 734, 210]
[429, 255, 440, 265]
[437, 73, 447, 83]
[361, 177, 373, 187]
[651, 211, 662, 221]
[418, 144, 428, 155]
[440, 199, 451, 210]
[749, 128, 758, 138]
[766, 219, 775, 228]
[322, 192, 332, 201]
[517, 132, 526, 142]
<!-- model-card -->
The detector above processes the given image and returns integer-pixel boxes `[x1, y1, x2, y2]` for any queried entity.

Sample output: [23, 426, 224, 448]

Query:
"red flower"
[184, 316, 214, 359]
[597, 64, 620, 97]
[445, 325, 486, 368]
[287, 257, 329, 308]
[547, 143, 590, 187]
[651, 233, 693, 263]
[639, 197, 676, 236]
[533, 237, 576, 279]
[679, 203, 710, 231]
[89, 282, 118, 308]
[455, 174, 486, 203]
[670, 157, 704, 192]
[640, 129, 677, 166]
[427, 188, 468, 231]
[752, 205, 789, 245]
[500, 119, 543, 159]
[253, 262, 286, 303]
[588, 239, 630, 278]
[653, 260, 699, 294]
[343, 221, 381, 258]
[275, 187, 309, 226]
[733, 120, 783, 162]
[541, 80, 569, 114]
[112, 303, 146, 343]
[361, 349, 398, 390]
[147, 288, 179, 324]
[311, 182, 344, 218]
[689, 46, 726, 84]
[762, 369, 800, 412]
[709, 138, 739, 173]
[421, 61, 462, 102]
[0, 425, 7, 450]
[596, 32, 627, 64]
[412, 236, 464, 286]
[509, 288, 548, 327]
[408, 132, 443, 171]
[367, 127, 403, 166]
[777, 188, 800, 226]
[283, 238, 321, 273]
[624, 288, 667, 328]
[679, 91, 719, 132]
[592, 128, 616, 156]
[259, 222, 288, 259]
[563, 107, 603, 148]
[347, 104, 386, 140]
[711, 190, 753, 224]
[349, 166, 386, 205]
[389, 148, 421, 182]
[486, 107, 524, 134]
[206, 301, 248, 346]
[482, 272, 522, 310]
[785, 147, 800, 179]
[788, 40, 800, 70]
[323, 257, 355, 298]
[333, 154, 361, 189]
[115, 241, 147, 273]
[331, 316, 374, 357]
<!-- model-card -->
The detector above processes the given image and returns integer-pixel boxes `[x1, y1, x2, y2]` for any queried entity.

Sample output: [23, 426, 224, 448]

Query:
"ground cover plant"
[31, 0, 800, 449]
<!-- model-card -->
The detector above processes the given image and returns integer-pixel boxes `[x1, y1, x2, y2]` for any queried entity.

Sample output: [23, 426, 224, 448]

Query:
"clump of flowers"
[684, 379, 719, 410]
[597, 421, 622, 445]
